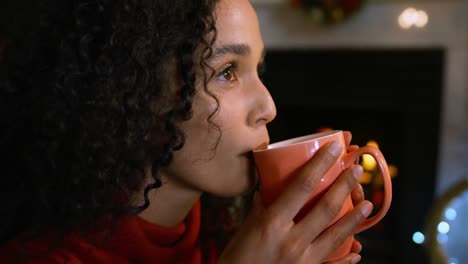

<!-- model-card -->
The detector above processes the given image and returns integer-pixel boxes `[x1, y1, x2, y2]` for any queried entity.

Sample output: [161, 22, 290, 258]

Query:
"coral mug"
[252, 130, 392, 262]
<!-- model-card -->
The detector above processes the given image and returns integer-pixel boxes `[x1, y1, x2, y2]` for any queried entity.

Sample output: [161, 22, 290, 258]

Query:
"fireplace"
[262, 48, 444, 263]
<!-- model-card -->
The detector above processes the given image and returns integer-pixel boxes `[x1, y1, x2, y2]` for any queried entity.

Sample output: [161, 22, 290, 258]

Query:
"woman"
[0, 0, 372, 263]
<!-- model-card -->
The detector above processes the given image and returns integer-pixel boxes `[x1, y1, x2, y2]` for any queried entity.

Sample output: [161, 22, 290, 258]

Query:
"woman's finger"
[350, 239, 362, 254]
[294, 165, 363, 242]
[343, 131, 352, 147]
[268, 141, 342, 222]
[351, 184, 364, 205]
[310, 200, 373, 260]
[347, 145, 359, 153]
[325, 253, 361, 264]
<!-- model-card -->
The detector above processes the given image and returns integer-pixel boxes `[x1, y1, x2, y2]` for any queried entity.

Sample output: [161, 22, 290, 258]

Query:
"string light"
[412, 231, 425, 244]
[445, 208, 457, 221]
[437, 221, 450, 234]
[398, 7, 429, 29]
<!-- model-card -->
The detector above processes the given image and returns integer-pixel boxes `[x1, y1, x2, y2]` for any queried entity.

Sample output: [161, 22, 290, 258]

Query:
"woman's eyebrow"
[210, 43, 266, 63]
[210, 43, 251, 62]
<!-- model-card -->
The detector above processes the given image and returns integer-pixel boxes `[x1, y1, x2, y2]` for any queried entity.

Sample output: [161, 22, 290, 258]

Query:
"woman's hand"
[218, 138, 373, 264]
[326, 166, 366, 264]
[324, 182, 365, 264]
[325, 131, 366, 263]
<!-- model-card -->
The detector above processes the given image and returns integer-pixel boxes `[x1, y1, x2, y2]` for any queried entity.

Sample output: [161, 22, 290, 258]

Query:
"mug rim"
[253, 130, 343, 153]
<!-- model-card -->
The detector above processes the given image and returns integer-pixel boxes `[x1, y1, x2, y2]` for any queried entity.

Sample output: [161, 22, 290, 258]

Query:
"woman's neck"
[137, 169, 202, 227]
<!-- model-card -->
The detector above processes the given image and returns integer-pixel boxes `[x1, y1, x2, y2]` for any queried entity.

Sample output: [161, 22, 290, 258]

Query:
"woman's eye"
[218, 65, 238, 81]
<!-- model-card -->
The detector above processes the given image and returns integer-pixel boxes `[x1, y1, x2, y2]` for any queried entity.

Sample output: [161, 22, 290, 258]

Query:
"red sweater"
[0, 201, 217, 263]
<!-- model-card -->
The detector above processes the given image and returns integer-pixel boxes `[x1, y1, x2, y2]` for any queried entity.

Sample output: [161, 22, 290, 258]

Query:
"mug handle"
[342, 146, 393, 234]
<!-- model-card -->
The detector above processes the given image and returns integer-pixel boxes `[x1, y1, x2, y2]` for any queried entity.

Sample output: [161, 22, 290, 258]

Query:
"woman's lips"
[254, 142, 269, 151]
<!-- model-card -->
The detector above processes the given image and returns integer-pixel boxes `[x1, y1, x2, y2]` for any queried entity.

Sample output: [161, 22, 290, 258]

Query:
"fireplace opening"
[262, 48, 444, 263]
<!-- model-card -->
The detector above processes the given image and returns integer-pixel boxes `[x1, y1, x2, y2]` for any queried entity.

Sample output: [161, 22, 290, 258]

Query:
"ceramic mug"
[252, 130, 392, 262]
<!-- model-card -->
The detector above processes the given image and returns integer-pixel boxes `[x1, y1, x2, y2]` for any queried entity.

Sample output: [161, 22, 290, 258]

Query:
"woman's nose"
[248, 78, 277, 128]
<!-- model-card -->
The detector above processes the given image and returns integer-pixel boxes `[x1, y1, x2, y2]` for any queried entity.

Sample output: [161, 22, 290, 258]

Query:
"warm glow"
[399, 8, 417, 29]
[415, 10, 428, 28]
[388, 164, 398, 178]
[366, 140, 379, 148]
[359, 139, 399, 182]
[359, 171, 373, 184]
[361, 140, 379, 171]
[362, 154, 377, 171]
[399, 7, 429, 29]
[317, 127, 334, 133]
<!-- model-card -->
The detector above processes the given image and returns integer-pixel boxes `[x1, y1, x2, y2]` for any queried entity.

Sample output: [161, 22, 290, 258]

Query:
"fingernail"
[353, 165, 363, 180]
[328, 141, 342, 156]
[352, 255, 361, 264]
[360, 201, 373, 217]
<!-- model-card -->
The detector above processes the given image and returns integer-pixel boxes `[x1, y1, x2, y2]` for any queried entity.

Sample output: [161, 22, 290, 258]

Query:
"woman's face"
[161, 0, 276, 197]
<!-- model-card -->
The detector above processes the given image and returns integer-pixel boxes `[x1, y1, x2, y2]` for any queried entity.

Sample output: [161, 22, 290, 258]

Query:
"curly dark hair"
[0, 0, 219, 243]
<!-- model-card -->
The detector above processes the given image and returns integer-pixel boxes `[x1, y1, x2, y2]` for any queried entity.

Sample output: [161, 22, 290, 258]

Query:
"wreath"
[290, 0, 366, 25]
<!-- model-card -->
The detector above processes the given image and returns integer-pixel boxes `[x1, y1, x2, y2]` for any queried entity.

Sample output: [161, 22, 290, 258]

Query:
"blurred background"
[252, 0, 468, 263]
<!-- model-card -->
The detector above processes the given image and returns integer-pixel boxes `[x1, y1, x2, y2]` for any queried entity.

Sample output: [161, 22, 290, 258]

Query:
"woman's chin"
[217, 175, 257, 197]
